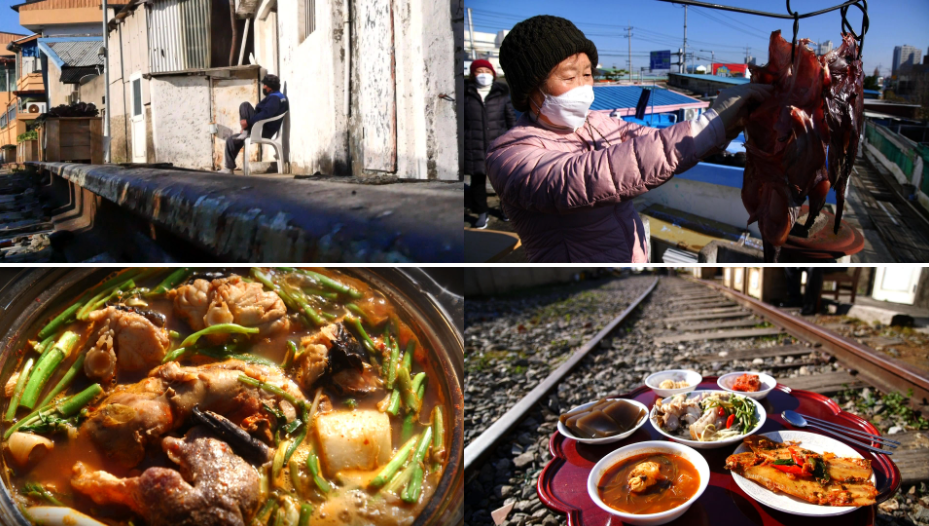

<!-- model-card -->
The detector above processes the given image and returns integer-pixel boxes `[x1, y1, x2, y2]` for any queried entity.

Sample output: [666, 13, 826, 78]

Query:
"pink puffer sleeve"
[486, 120, 702, 214]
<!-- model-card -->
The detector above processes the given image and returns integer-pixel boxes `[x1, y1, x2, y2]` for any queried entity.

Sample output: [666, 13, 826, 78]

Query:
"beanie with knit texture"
[498, 15, 598, 113]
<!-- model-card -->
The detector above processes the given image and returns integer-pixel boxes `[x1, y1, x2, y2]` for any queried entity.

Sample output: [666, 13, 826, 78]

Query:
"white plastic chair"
[242, 111, 288, 176]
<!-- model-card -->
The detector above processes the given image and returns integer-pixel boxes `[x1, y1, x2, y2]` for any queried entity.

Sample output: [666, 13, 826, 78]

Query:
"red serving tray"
[538, 378, 900, 526]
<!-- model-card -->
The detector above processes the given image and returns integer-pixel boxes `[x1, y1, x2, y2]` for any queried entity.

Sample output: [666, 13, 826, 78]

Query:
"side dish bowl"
[556, 398, 649, 444]
[644, 369, 702, 398]
[587, 441, 710, 526]
[649, 390, 766, 449]
[717, 371, 776, 400]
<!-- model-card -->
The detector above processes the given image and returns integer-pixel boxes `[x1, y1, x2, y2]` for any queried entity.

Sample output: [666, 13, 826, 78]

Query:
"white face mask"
[475, 73, 494, 87]
[532, 84, 594, 131]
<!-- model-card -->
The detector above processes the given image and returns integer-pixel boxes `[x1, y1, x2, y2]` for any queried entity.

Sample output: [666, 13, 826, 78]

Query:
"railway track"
[463, 274, 929, 526]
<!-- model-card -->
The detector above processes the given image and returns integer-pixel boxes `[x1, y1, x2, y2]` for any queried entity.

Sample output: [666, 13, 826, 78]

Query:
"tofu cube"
[315, 409, 392, 475]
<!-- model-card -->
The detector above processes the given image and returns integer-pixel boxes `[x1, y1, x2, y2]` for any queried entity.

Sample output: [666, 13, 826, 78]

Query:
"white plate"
[717, 371, 776, 400]
[644, 369, 702, 398]
[557, 398, 649, 444]
[730, 430, 877, 517]
[649, 390, 766, 449]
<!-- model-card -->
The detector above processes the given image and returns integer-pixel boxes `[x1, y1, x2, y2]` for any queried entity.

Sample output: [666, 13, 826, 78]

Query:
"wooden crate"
[16, 139, 39, 164]
[45, 117, 103, 164]
[745, 267, 789, 304]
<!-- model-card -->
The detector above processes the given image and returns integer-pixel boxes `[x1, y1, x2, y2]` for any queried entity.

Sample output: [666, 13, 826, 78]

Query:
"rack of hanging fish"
[657, 1, 870, 263]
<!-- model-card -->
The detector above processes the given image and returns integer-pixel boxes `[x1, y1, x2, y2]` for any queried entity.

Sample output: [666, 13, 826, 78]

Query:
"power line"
[688, 7, 770, 42]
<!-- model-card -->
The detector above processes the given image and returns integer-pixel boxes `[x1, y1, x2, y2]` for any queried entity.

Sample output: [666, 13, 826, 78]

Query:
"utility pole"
[467, 8, 476, 60]
[102, 0, 110, 163]
[624, 26, 633, 84]
[682, 6, 687, 73]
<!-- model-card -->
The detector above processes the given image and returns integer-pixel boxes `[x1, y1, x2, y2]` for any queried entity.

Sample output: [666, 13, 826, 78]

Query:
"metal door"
[871, 267, 921, 305]
[130, 74, 146, 163]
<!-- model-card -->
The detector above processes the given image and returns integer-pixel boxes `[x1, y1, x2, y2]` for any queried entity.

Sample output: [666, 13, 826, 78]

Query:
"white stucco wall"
[43, 24, 102, 37]
[267, 0, 456, 179]
[44, 60, 74, 107]
[275, 0, 348, 175]
[150, 75, 213, 170]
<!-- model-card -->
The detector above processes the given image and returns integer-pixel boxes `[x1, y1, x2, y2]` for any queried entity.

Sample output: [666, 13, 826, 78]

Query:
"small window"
[300, 0, 315, 42]
[132, 78, 142, 117]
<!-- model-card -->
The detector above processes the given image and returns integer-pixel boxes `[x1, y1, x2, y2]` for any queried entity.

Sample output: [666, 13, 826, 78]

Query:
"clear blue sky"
[464, 0, 929, 77]
[0, 0, 29, 36]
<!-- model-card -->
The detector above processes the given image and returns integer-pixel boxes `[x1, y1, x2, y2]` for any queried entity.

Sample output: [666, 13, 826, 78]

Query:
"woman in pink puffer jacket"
[487, 15, 772, 262]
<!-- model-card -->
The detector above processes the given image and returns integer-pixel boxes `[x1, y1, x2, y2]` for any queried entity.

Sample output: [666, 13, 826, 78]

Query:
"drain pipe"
[119, 24, 129, 161]
[229, 0, 237, 67]
[101, 0, 111, 162]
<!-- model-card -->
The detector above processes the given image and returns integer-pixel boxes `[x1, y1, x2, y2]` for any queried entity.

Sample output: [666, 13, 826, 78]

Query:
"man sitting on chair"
[219, 74, 289, 174]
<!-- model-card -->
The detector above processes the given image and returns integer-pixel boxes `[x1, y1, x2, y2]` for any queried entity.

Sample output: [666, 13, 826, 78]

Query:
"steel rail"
[699, 279, 929, 407]
[463, 276, 659, 477]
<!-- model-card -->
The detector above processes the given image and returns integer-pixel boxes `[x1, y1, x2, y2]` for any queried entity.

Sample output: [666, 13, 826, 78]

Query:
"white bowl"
[645, 369, 702, 398]
[648, 390, 766, 449]
[556, 398, 649, 444]
[717, 371, 776, 400]
[587, 440, 710, 526]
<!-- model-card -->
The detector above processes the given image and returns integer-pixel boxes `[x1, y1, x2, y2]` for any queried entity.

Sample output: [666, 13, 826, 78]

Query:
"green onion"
[238, 375, 302, 406]
[5, 358, 33, 421]
[397, 367, 418, 413]
[179, 323, 259, 349]
[4, 383, 103, 440]
[279, 268, 363, 299]
[272, 439, 291, 485]
[345, 317, 378, 356]
[20, 331, 79, 410]
[283, 341, 298, 369]
[432, 405, 446, 464]
[36, 302, 82, 341]
[402, 426, 433, 503]
[144, 267, 191, 297]
[298, 503, 313, 526]
[403, 341, 414, 371]
[307, 450, 331, 494]
[32, 335, 55, 355]
[384, 427, 432, 495]
[36, 353, 87, 409]
[772, 458, 795, 465]
[386, 389, 401, 416]
[401, 413, 416, 443]
[386, 336, 400, 390]
[22, 482, 65, 507]
[369, 435, 418, 488]
[254, 498, 277, 525]
[283, 404, 308, 466]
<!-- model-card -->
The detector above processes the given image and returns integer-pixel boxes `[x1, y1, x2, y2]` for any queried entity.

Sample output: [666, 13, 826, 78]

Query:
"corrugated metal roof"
[670, 73, 751, 85]
[591, 85, 700, 111]
[47, 40, 103, 67]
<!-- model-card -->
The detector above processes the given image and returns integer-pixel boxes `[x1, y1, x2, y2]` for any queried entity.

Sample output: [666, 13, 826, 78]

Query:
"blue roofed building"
[38, 37, 104, 108]
[667, 72, 750, 97]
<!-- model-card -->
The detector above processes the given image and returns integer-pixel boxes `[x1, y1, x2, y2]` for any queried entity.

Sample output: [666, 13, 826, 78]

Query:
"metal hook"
[786, 0, 799, 64]
[839, 0, 868, 60]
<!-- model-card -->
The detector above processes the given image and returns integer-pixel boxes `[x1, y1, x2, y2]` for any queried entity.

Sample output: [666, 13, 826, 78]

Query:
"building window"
[0, 115, 6, 129]
[300, 0, 315, 42]
[8, 107, 15, 121]
[132, 78, 142, 117]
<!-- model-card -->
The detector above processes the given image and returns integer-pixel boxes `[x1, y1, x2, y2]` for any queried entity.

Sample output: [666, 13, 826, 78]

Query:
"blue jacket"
[250, 91, 289, 138]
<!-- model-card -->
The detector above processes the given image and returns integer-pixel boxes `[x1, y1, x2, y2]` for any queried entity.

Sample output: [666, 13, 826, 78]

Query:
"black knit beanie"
[499, 15, 598, 112]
